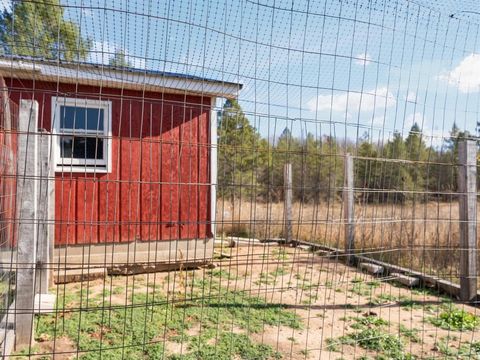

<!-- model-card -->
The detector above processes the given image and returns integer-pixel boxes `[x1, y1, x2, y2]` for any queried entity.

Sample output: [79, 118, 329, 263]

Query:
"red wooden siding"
[7, 79, 212, 246]
[0, 85, 18, 248]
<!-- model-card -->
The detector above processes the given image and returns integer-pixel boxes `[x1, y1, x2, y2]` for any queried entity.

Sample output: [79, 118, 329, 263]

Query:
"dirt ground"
[206, 243, 480, 359]
[24, 242, 480, 359]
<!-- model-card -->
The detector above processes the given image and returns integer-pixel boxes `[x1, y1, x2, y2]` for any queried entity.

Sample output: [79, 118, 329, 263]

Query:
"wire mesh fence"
[0, 89, 17, 324]
[1, 0, 480, 359]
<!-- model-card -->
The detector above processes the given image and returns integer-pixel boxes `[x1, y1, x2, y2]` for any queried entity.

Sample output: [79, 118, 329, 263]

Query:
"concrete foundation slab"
[34, 293, 55, 314]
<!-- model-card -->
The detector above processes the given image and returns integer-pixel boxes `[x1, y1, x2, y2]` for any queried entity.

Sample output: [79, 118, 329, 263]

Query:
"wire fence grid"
[1, 0, 480, 359]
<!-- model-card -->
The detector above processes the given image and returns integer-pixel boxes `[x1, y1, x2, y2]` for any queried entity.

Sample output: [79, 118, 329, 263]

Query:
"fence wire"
[1, 0, 480, 359]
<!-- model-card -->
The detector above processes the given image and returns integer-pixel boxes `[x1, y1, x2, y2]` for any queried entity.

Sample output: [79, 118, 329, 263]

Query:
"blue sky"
[3, 0, 480, 148]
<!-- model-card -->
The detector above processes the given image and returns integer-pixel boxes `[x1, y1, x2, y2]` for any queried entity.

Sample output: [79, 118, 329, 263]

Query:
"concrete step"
[390, 272, 420, 287]
[359, 262, 384, 275]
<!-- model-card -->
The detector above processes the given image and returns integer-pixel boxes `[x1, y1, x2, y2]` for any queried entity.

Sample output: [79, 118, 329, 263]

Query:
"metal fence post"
[458, 139, 477, 302]
[344, 153, 355, 265]
[284, 163, 293, 244]
[15, 100, 39, 347]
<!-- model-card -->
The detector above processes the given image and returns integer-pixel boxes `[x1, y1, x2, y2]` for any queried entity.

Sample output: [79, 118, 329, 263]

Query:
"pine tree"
[356, 139, 380, 203]
[109, 49, 132, 68]
[0, 0, 90, 61]
[382, 132, 412, 203]
[217, 99, 268, 202]
[405, 123, 428, 198]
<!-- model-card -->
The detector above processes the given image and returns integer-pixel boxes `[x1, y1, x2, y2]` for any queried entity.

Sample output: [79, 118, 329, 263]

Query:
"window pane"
[60, 136, 104, 160]
[60, 105, 104, 131]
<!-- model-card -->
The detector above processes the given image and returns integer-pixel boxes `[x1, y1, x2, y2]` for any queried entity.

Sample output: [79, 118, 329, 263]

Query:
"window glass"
[60, 136, 104, 159]
[60, 105, 104, 131]
[55, 98, 110, 171]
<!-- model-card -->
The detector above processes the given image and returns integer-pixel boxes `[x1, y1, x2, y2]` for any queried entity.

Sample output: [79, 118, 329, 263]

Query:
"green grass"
[255, 272, 277, 286]
[434, 337, 457, 357]
[208, 269, 239, 280]
[350, 328, 403, 353]
[458, 341, 480, 358]
[299, 348, 309, 356]
[170, 333, 282, 360]
[429, 307, 480, 331]
[255, 267, 290, 286]
[332, 328, 405, 359]
[398, 299, 423, 310]
[326, 315, 418, 360]
[398, 324, 421, 343]
[431, 338, 480, 359]
[271, 248, 289, 261]
[270, 266, 288, 277]
[112, 286, 125, 295]
[349, 315, 389, 330]
[349, 280, 380, 297]
[373, 293, 399, 304]
[25, 277, 302, 359]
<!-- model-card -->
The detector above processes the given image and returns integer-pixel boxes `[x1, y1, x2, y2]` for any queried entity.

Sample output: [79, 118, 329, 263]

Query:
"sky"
[3, 0, 480, 148]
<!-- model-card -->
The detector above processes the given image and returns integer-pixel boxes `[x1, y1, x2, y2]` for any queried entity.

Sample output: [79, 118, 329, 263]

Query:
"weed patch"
[398, 324, 421, 343]
[170, 333, 281, 360]
[399, 299, 423, 310]
[208, 269, 238, 280]
[350, 281, 379, 297]
[429, 307, 480, 331]
[326, 315, 420, 359]
[330, 328, 405, 359]
[349, 315, 389, 330]
[458, 341, 480, 358]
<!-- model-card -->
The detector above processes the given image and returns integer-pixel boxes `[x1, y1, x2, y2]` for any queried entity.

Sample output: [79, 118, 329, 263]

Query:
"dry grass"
[217, 199, 463, 281]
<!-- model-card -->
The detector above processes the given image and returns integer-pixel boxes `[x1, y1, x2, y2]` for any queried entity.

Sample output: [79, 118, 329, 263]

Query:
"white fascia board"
[0, 59, 42, 73]
[210, 97, 218, 238]
[0, 59, 240, 98]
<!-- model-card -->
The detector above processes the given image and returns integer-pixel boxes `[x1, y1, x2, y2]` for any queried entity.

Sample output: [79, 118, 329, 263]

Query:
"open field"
[15, 243, 480, 359]
[217, 200, 464, 281]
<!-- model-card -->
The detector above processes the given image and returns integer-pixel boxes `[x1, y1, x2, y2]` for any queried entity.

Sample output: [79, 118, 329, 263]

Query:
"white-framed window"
[52, 97, 112, 173]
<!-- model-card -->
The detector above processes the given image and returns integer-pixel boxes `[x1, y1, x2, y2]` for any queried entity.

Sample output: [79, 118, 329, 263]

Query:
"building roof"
[0, 56, 242, 98]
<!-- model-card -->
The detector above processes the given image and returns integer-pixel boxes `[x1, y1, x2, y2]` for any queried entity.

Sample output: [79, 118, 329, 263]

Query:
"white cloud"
[439, 53, 480, 93]
[426, 129, 447, 148]
[404, 112, 425, 129]
[0, 0, 11, 12]
[372, 115, 386, 127]
[405, 91, 417, 103]
[88, 41, 146, 69]
[88, 41, 116, 65]
[307, 86, 396, 115]
[402, 112, 444, 147]
[125, 54, 146, 69]
[355, 52, 372, 66]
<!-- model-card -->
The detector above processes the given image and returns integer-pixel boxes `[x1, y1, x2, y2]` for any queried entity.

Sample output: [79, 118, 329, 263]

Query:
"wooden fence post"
[344, 153, 355, 265]
[15, 100, 38, 347]
[284, 163, 293, 244]
[458, 139, 477, 302]
[36, 130, 54, 293]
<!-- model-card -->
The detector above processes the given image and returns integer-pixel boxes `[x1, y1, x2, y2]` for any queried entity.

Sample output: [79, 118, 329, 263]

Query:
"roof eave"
[0, 59, 241, 99]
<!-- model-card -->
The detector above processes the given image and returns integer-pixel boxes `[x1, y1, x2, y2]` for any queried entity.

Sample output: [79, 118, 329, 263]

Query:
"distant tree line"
[218, 100, 475, 204]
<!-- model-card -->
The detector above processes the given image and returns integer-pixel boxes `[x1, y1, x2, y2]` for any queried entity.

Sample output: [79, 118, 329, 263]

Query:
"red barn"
[1, 57, 240, 274]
